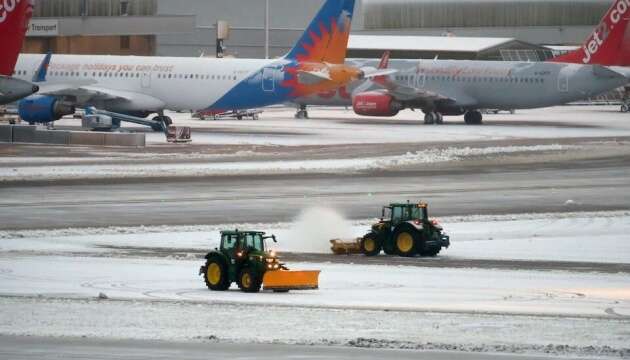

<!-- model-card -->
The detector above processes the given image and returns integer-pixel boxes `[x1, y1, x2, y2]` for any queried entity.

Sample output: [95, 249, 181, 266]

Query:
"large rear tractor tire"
[204, 256, 230, 291]
[237, 267, 262, 293]
[360, 233, 382, 256]
[392, 224, 420, 257]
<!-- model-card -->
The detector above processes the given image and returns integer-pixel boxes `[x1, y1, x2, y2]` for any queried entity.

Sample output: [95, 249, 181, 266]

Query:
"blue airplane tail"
[32, 52, 52, 83]
[284, 0, 356, 64]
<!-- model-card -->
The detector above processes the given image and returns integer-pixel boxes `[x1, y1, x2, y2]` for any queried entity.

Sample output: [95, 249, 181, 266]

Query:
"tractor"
[360, 202, 450, 257]
[199, 230, 319, 293]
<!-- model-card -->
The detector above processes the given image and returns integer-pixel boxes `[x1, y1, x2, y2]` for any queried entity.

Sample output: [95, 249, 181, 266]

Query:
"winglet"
[284, 0, 356, 64]
[32, 52, 52, 83]
[550, 0, 630, 65]
[0, 0, 34, 75]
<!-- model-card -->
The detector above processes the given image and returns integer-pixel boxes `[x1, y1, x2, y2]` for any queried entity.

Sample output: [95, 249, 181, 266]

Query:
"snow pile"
[0, 144, 575, 182]
[372, 144, 570, 168]
[284, 207, 355, 253]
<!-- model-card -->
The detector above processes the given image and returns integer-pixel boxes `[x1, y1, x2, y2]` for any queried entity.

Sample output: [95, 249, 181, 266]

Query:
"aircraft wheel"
[423, 112, 436, 124]
[435, 112, 444, 124]
[465, 111, 483, 125]
[621, 104, 629, 113]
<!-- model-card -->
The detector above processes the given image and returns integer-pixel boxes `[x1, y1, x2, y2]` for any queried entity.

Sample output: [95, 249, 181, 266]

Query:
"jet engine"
[352, 92, 402, 117]
[18, 95, 75, 124]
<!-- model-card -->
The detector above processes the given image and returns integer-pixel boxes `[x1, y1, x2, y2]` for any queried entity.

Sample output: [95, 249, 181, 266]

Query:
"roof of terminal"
[348, 35, 518, 53]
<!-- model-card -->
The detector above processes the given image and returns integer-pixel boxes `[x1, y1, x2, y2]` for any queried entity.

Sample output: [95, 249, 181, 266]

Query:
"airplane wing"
[37, 83, 165, 110]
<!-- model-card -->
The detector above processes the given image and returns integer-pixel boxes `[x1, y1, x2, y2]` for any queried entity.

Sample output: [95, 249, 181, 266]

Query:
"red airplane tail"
[0, 0, 34, 75]
[550, 0, 630, 66]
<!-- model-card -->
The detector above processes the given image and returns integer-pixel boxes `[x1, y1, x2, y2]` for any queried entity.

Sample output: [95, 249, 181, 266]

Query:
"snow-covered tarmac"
[0, 212, 628, 357]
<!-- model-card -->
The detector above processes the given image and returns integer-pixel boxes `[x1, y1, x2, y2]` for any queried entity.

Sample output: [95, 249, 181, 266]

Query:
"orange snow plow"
[263, 269, 320, 291]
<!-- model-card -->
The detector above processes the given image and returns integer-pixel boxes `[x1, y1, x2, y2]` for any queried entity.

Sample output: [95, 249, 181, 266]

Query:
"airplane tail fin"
[550, 0, 630, 65]
[372, 51, 391, 87]
[0, 0, 34, 75]
[377, 50, 390, 69]
[32, 52, 52, 83]
[284, 0, 356, 64]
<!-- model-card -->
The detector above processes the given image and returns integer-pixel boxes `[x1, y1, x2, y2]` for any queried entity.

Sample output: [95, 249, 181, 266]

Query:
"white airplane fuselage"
[297, 59, 628, 113]
[14, 54, 275, 113]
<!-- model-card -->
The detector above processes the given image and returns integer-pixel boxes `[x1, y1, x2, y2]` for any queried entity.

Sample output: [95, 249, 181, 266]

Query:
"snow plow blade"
[330, 238, 362, 255]
[262, 270, 320, 291]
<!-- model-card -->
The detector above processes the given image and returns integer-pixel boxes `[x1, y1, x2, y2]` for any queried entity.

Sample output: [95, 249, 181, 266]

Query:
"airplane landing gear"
[621, 104, 629, 113]
[295, 105, 309, 119]
[464, 110, 483, 125]
[423, 111, 443, 124]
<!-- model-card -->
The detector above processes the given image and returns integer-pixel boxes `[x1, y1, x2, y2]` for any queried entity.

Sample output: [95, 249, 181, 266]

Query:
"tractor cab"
[381, 202, 428, 225]
[219, 230, 274, 258]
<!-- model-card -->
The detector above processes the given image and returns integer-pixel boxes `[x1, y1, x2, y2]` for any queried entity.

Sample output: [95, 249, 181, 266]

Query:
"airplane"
[293, 0, 630, 124]
[0, 0, 39, 105]
[11, 0, 390, 126]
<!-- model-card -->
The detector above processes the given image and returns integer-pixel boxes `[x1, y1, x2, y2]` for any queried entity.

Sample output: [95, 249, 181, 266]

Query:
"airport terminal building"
[25, 0, 612, 59]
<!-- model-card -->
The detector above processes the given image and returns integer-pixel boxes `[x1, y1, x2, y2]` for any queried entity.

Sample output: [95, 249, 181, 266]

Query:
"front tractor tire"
[204, 256, 230, 291]
[392, 224, 420, 257]
[360, 233, 382, 256]
[421, 246, 441, 257]
[238, 267, 262, 293]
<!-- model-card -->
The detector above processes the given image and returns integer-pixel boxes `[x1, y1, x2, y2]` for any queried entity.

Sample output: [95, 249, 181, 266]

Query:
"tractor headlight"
[265, 258, 274, 263]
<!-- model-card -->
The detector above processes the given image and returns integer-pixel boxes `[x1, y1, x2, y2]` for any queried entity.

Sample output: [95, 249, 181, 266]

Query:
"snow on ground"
[0, 255, 628, 357]
[1, 210, 628, 264]
[1, 295, 628, 358]
[46, 105, 630, 146]
[149, 105, 630, 146]
[0, 144, 573, 182]
[1, 256, 628, 318]
[1, 210, 629, 357]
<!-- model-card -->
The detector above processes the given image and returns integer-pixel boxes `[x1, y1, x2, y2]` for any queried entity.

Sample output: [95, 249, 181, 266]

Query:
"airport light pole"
[265, 0, 269, 59]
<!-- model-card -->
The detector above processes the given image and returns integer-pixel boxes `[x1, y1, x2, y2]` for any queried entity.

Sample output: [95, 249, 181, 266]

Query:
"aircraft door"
[558, 72, 569, 92]
[415, 73, 426, 88]
[262, 68, 275, 92]
[141, 72, 151, 88]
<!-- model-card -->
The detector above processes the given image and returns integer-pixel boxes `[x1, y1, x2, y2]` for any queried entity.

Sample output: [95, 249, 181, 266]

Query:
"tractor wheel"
[204, 256, 230, 291]
[237, 267, 262, 293]
[392, 224, 420, 257]
[360, 233, 382, 256]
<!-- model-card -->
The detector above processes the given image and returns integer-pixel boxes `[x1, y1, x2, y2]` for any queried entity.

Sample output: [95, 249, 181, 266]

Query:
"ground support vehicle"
[199, 230, 319, 293]
[332, 202, 450, 257]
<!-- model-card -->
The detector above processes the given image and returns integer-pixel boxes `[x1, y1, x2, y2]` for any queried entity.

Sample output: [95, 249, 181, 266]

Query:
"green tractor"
[360, 202, 450, 257]
[199, 230, 320, 293]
